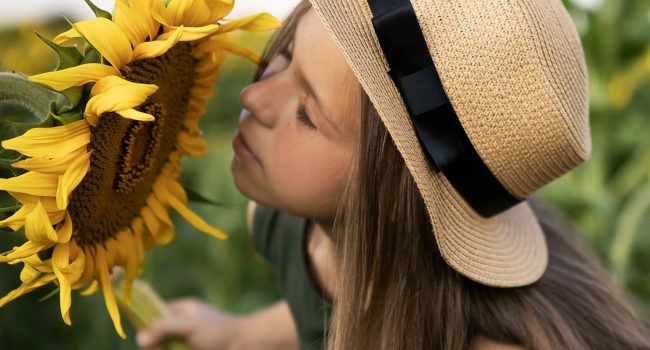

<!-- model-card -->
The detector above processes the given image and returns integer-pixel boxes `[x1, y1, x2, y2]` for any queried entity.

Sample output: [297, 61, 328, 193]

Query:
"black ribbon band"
[368, 0, 521, 217]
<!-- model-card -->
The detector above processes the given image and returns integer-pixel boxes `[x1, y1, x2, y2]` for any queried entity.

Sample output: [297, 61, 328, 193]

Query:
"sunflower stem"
[112, 273, 195, 350]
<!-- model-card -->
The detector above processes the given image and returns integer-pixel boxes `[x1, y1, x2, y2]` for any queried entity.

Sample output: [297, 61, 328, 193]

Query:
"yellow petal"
[177, 131, 207, 156]
[114, 0, 160, 46]
[150, 0, 172, 27]
[140, 206, 161, 238]
[85, 76, 158, 122]
[115, 231, 139, 303]
[25, 201, 59, 244]
[29, 64, 119, 91]
[0, 205, 30, 231]
[12, 148, 87, 174]
[80, 280, 99, 296]
[56, 151, 91, 210]
[116, 109, 156, 122]
[205, 0, 234, 23]
[132, 26, 183, 61]
[53, 242, 84, 325]
[1, 120, 90, 158]
[217, 12, 281, 34]
[146, 195, 172, 226]
[96, 247, 126, 339]
[157, 24, 220, 42]
[167, 0, 210, 27]
[133, 0, 161, 40]
[0, 274, 56, 308]
[167, 195, 227, 240]
[196, 37, 261, 63]
[78, 249, 96, 289]
[0, 241, 52, 263]
[56, 212, 73, 243]
[52, 27, 82, 46]
[0, 172, 58, 198]
[73, 17, 133, 68]
[9, 193, 60, 212]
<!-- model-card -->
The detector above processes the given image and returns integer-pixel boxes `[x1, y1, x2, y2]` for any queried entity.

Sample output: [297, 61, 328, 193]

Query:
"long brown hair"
[256, 2, 650, 349]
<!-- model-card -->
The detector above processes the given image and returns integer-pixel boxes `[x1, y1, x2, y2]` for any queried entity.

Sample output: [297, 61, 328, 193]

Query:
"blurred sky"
[0, 0, 301, 27]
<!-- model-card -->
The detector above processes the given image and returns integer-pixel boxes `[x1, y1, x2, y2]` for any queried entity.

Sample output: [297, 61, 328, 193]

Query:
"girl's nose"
[239, 79, 279, 129]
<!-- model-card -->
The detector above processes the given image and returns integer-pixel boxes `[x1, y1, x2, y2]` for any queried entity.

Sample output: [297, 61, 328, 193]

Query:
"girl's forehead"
[294, 10, 360, 136]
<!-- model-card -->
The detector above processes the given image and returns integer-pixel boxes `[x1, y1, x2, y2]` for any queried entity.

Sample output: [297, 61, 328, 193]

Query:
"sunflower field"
[0, 0, 648, 348]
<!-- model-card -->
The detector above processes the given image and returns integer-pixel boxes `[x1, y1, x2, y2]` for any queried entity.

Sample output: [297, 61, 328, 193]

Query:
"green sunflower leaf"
[0, 72, 61, 121]
[83, 0, 113, 20]
[34, 32, 83, 71]
[34, 33, 85, 114]
[49, 101, 83, 125]
[83, 47, 102, 64]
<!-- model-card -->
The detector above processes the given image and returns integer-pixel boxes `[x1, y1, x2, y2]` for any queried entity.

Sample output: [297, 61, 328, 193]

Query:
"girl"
[137, 1, 650, 349]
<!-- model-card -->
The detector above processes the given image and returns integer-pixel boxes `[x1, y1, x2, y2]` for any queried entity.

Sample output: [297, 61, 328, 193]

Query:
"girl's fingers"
[167, 297, 206, 315]
[137, 316, 194, 349]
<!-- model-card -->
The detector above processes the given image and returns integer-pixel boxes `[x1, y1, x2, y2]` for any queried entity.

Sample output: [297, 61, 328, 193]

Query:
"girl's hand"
[136, 298, 247, 350]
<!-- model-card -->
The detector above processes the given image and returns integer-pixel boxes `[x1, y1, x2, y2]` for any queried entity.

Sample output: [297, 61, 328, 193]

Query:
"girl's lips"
[232, 131, 261, 166]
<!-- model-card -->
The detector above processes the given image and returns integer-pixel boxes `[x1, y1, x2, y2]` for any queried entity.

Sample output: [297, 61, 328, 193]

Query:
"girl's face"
[231, 9, 359, 224]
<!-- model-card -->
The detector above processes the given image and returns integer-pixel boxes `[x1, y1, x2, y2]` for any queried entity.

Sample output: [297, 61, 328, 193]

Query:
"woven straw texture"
[309, 0, 590, 287]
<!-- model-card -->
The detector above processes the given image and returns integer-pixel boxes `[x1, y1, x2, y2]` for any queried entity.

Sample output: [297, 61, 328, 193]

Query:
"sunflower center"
[68, 42, 196, 247]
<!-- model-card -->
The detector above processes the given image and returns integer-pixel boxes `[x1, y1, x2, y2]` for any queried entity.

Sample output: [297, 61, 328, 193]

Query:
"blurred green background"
[0, 0, 648, 348]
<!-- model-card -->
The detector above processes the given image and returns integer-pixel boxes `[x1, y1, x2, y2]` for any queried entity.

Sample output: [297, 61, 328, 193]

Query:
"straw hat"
[308, 0, 591, 287]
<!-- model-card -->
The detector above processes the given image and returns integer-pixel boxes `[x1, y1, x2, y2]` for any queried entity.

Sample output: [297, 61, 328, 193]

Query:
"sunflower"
[0, 0, 279, 338]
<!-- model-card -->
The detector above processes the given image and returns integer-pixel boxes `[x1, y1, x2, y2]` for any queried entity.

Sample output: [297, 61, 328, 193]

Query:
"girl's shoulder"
[470, 335, 526, 350]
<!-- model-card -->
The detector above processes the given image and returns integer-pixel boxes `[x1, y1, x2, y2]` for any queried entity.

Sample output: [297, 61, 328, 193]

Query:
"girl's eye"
[297, 105, 317, 130]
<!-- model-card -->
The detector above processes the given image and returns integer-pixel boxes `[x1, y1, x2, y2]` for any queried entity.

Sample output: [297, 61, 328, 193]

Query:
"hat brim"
[309, 0, 547, 287]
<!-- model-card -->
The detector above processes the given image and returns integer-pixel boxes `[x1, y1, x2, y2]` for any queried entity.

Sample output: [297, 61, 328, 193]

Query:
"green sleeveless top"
[251, 203, 333, 350]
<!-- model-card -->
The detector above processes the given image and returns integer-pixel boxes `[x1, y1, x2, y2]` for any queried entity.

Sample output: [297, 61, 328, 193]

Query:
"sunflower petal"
[132, 0, 161, 40]
[96, 247, 126, 339]
[116, 109, 156, 122]
[25, 201, 59, 243]
[157, 24, 220, 42]
[0, 241, 52, 263]
[0, 205, 31, 231]
[146, 195, 172, 226]
[217, 12, 281, 34]
[206, 0, 234, 23]
[114, 1, 152, 47]
[167, 0, 211, 27]
[0, 274, 56, 308]
[132, 26, 183, 61]
[0, 172, 58, 198]
[1, 120, 90, 158]
[85, 76, 158, 122]
[56, 151, 91, 210]
[53, 242, 85, 325]
[196, 37, 261, 63]
[12, 148, 87, 174]
[52, 27, 83, 46]
[150, 0, 172, 26]
[57, 213, 73, 243]
[28, 64, 119, 91]
[167, 195, 227, 240]
[73, 17, 132, 68]
[177, 131, 207, 156]
[80, 281, 99, 296]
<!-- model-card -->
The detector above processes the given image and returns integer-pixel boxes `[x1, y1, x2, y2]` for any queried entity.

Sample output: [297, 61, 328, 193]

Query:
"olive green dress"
[251, 203, 333, 350]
